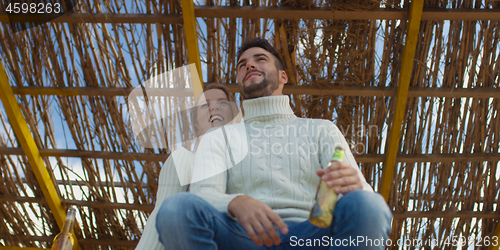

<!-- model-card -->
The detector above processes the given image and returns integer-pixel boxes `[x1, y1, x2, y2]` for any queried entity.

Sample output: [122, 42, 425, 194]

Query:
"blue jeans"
[156, 191, 392, 249]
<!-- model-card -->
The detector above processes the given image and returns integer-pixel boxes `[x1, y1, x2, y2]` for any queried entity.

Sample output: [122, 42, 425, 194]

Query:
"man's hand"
[316, 160, 364, 194]
[228, 195, 289, 247]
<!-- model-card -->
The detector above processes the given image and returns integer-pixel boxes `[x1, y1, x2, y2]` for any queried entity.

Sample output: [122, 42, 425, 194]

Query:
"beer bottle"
[309, 146, 344, 228]
[52, 207, 77, 250]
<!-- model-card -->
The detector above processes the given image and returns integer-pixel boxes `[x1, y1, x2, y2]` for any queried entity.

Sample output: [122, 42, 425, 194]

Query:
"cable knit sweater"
[135, 147, 194, 250]
[190, 95, 372, 223]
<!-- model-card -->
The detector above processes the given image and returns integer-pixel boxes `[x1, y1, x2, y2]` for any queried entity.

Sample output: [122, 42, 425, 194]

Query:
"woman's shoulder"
[163, 147, 195, 167]
[170, 147, 195, 157]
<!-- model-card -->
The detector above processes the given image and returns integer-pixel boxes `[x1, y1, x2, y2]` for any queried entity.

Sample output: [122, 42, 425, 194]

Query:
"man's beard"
[240, 70, 279, 100]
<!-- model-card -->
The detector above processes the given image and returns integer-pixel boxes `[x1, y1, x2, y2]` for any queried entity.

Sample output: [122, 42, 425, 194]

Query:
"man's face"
[236, 47, 286, 99]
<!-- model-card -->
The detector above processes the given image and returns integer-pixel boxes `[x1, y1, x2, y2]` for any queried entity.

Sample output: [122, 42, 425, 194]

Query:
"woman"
[135, 83, 240, 250]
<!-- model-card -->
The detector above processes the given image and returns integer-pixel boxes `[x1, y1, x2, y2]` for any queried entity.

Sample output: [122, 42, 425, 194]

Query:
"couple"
[137, 38, 392, 250]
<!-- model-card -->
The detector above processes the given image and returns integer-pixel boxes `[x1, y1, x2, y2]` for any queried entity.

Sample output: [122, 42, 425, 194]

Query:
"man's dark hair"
[237, 38, 285, 71]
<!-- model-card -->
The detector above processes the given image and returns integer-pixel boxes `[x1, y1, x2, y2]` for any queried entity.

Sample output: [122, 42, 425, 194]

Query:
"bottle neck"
[61, 207, 76, 233]
[61, 219, 74, 233]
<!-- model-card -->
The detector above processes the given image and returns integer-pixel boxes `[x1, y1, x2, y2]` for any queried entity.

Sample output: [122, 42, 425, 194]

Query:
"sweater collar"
[242, 95, 296, 122]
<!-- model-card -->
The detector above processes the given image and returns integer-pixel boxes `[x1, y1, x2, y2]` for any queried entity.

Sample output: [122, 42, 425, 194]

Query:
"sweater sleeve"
[189, 127, 244, 215]
[317, 121, 374, 192]
[135, 149, 192, 250]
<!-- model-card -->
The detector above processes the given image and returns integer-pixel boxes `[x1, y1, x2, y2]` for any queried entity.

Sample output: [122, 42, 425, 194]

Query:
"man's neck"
[243, 93, 284, 101]
[241, 95, 295, 122]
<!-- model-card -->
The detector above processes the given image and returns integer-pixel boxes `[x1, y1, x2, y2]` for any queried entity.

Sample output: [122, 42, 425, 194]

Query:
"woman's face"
[196, 89, 234, 135]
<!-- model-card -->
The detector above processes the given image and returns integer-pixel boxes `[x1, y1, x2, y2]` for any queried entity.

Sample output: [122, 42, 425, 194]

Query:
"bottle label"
[60, 240, 73, 250]
[53, 235, 73, 250]
[309, 147, 345, 228]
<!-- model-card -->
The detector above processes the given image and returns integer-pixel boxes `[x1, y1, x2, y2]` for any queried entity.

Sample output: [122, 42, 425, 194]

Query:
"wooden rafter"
[0, 64, 81, 250]
[0, 247, 48, 250]
[1, 147, 499, 163]
[180, 0, 203, 98]
[196, 6, 500, 20]
[10, 85, 500, 98]
[1, 197, 499, 218]
[0, 236, 138, 248]
[379, 0, 424, 201]
[0, 13, 183, 23]
[489, 224, 500, 250]
[1, 8, 500, 23]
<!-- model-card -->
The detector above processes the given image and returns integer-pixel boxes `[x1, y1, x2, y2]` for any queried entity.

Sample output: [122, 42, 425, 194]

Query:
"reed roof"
[0, 0, 499, 249]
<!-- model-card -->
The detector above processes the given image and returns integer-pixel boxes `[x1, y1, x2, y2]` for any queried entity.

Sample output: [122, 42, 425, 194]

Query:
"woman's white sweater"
[135, 148, 194, 250]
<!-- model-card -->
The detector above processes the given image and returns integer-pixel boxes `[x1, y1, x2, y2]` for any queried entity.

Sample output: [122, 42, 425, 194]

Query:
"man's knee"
[336, 190, 392, 224]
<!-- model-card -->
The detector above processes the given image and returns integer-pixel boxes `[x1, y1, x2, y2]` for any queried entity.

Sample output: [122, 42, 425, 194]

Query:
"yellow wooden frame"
[379, 0, 424, 201]
[0, 62, 80, 250]
[181, 0, 203, 98]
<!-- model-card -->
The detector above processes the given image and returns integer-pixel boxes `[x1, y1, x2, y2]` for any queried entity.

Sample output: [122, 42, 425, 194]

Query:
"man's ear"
[279, 70, 288, 85]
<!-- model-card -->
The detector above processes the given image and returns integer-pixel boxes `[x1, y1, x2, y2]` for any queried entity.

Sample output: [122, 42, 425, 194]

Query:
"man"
[156, 38, 392, 249]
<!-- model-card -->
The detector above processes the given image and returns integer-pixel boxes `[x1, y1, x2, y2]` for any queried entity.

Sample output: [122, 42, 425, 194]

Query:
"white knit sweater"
[135, 147, 194, 250]
[190, 95, 372, 223]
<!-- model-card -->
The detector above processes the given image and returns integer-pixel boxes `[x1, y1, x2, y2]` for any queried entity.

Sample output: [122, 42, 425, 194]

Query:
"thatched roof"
[0, 0, 499, 249]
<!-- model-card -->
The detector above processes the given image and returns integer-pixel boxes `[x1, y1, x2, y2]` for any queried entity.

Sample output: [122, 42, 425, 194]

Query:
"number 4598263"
[5, 2, 62, 14]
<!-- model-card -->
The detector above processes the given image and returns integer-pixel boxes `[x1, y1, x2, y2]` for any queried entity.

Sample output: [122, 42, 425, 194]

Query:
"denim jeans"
[156, 190, 392, 249]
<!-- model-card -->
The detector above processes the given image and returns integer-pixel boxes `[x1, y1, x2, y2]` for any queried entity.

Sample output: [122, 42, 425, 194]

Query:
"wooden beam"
[78, 238, 138, 247]
[11, 86, 192, 96]
[53, 179, 147, 188]
[10, 86, 500, 98]
[0, 247, 48, 250]
[354, 152, 500, 163]
[253, 86, 500, 98]
[195, 6, 500, 20]
[0, 63, 81, 250]
[392, 211, 500, 219]
[195, 6, 397, 19]
[1, 147, 499, 163]
[4, 194, 498, 212]
[380, 0, 424, 202]
[404, 87, 500, 98]
[180, 0, 203, 98]
[0, 13, 183, 24]
[421, 9, 500, 20]
[66, 200, 154, 211]
[3, 196, 497, 218]
[0, 147, 168, 162]
[0, 235, 138, 247]
[0, 196, 156, 212]
[1, 8, 499, 23]
[11, 179, 148, 189]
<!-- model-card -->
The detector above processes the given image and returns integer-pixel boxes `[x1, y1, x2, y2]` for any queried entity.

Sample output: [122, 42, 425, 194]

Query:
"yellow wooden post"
[487, 223, 500, 250]
[180, 0, 203, 98]
[0, 62, 80, 250]
[379, 0, 424, 202]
